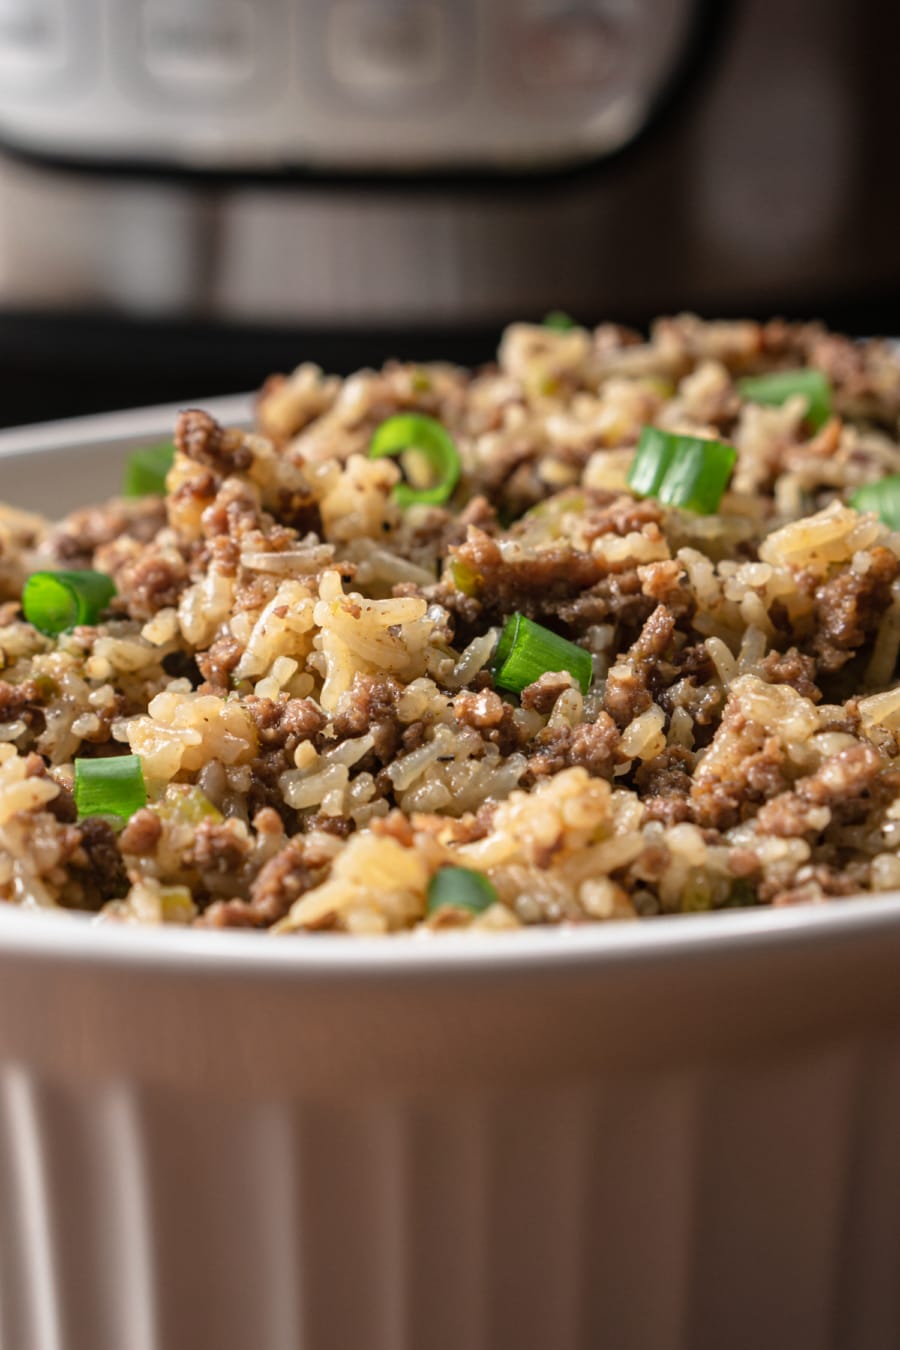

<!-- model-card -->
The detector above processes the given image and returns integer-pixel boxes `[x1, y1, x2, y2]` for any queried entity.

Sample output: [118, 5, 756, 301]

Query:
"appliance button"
[139, 1, 255, 88]
[514, 9, 622, 95]
[0, 0, 65, 76]
[327, 3, 446, 98]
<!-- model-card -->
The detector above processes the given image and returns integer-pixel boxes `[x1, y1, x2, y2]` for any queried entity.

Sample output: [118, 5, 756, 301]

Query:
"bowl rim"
[0, 393, 254, 460]
[1, 892, 900, 977]
[3, 399, 900, 978]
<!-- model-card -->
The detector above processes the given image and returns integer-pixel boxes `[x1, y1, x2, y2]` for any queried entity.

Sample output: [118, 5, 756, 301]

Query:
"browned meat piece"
[197, 633, 243, 689]
[813, 547, 900, 674]
[73, 817, 128, 905]
[453, 688, 526, 755]
[168, 469, 218, 532]
[402, 495, 498, 567]
[602, 605, 677, 729]
[0, 678, 41, 724]
[754, 793, 820, 839]
[728, 846, 762, 878]
[766, 862, 869, 907]
[449, 527, 609, 626]
[579, 492, 664, 542]
[47, 497, 166, 570]
[525, 714, 620, 783]
[236, 839, 312, 927]
[634, 746, 694, 801]
[246, 695, 327, 749]
[643, 797, 692, 826]
[798, 742, 882, 808]
[629, 605, 677, 663]
[244, 696, 329, 820]
[757, 648, 821, 702]
[556, 568, 656, 636]
[45, 785, 77, 823]
[175, 409, 252, 475]
[603, 664, 652, 729]
[185, 819, 253, 874]
[638, 559, 694, 616]
[520, 670, 576, 713]
[112, 548, 189, 622]
[119, 809, 163, 856]
[197, 836, 313, 929]
[195, 899, 265, 929]
[756, 743, 883, 837]
[330, 674, 408, 763]
[305, 813, 354, 838]
[269, 487, 324, 537]
[691, 696, 790, 831]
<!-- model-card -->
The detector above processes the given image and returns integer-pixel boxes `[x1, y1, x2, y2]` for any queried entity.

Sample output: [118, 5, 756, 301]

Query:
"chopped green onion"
[492, 613, 592, 696]
[627, 426, 736, 514]
[849, 476, 900, 530]
[369, 413, 460, 508]
[123, 440, 176, 497]
[737, 369, 832, 431]
[74, 754, 147, 822]
[542, 311, 576, 331]
[22, 570, 116, 635]
[428, 866, 497, 915]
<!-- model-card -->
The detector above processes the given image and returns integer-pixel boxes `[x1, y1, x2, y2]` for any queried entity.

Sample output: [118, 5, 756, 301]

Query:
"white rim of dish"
[1, 893, 900, 975]
[0, 393, 254, 458]
[2, 397, 900, 973]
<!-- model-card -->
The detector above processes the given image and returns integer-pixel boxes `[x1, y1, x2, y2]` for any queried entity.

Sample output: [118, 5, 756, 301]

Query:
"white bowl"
[2, 407, 900, 1350]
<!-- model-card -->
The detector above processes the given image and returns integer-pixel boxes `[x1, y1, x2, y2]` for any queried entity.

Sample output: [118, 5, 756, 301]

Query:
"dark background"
[1, 0, 899, 428]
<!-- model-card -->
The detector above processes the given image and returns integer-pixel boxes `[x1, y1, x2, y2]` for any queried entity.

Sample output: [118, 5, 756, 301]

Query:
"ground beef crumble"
[175, 408, 253, 476]
[72, 817, 129, 906]
[525, 715, 620, 783]
[198, 839, 314, 928]
[812, 548, 900, 673]
[449, 527, 611, 627]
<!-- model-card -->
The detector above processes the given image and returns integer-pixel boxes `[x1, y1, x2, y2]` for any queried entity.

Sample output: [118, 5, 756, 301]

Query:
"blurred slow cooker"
[0, 0, 897, 418]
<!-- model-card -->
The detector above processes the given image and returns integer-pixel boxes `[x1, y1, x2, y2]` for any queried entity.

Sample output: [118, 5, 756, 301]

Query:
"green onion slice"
[369, 413, 460, 508]
[627, 426, 736, 515]
[123, 440, 176, 497]
[849, 476, 900, 530]
[737, 369, 832, 431]
[428, 866, 498, 915]
[74, 754, 147, 821]
[22, 570, 116, 635]
[542, 311, 576, 331]
[492, 613, 592, 696]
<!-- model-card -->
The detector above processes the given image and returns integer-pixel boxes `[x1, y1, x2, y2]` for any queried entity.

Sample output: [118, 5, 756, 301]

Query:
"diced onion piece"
[849, 475, 900, 531]
[368, 413, 460, 508]
[123, 441, 176, 496]
[492, 612, 592, 696]
[427, 866, 497, 915]
[74, 753, 147, 821]
[627, 426, 736, 515]
[737, 368, 832, 431]
[22, 569, 116, 635]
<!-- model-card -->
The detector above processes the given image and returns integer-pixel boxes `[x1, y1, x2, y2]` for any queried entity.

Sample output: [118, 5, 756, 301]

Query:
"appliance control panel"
[0, 0, 698, 171]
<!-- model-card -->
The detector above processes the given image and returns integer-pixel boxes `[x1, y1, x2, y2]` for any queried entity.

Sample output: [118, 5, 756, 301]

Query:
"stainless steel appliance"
[0, 0, 896, 424]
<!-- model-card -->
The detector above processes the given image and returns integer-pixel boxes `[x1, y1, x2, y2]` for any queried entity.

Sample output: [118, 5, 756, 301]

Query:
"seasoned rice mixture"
[4, 315, 900, 933]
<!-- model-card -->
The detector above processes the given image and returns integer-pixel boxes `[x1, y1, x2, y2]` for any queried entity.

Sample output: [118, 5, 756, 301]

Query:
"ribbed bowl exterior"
[2, 907, 900, 1350]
